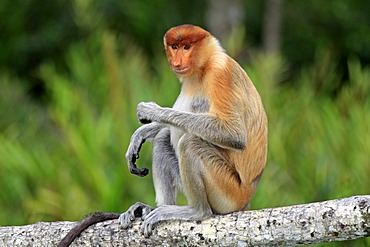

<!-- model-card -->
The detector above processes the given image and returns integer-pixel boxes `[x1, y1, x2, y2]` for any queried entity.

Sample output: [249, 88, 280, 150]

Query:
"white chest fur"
[170, 93, 192, 157]
[169, 91, 210, 157]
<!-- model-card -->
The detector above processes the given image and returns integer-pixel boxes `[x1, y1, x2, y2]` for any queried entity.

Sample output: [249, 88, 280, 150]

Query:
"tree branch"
[1, 195, 369, 246]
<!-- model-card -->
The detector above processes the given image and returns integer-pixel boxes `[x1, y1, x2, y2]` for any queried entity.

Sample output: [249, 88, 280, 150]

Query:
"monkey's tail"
[58, 212, 120, 247]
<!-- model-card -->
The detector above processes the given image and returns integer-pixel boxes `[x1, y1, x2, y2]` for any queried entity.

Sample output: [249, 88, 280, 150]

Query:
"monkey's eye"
[184, 44, 191, 50]
[171, 44, 178, 50]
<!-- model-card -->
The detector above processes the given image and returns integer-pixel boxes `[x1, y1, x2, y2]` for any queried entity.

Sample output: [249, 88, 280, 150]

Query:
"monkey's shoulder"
[190, 96, 210, 113]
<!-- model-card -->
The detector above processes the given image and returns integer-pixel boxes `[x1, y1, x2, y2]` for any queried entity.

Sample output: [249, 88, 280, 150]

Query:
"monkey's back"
[229, 58, 268, 187]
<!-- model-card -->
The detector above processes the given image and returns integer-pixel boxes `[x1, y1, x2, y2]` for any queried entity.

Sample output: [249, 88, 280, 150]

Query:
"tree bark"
[0, 195, 369, 246]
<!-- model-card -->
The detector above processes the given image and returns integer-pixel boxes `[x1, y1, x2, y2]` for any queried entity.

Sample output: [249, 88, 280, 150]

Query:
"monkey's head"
[164, 24, 212, 78]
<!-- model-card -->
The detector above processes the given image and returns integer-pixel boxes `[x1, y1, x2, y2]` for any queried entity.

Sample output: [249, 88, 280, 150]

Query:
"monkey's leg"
[119, 128, 180, 228]
[142, 134, 221, 236]
[152, 128, 181, 206]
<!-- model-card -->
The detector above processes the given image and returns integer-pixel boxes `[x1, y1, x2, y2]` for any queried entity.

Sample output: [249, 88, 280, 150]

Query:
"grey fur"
[119, 32, 266, 236]
[137, 101, 246, 150]
[119, 90, 249, 236]
[125, 123, 163, 176]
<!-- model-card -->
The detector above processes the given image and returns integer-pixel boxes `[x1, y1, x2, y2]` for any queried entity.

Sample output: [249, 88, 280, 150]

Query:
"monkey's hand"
[137, 102, 162, 124]
[125, 123, 163, 177]
[126, 137, 148, 177]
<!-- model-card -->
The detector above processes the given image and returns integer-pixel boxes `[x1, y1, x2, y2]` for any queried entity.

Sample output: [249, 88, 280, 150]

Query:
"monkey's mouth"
[173, 67, 189, 74]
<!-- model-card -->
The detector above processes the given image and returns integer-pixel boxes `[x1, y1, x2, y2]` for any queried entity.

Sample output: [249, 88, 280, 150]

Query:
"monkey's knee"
[153, 128, 171, 148]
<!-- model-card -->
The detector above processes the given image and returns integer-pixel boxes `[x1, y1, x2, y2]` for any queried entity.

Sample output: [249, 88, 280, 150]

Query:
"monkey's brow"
[177, 33, 182, 40]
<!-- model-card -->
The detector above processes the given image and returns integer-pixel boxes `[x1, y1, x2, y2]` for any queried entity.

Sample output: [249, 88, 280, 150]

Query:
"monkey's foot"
[142, 205, 212, 237]
[119, 202, 153, 229]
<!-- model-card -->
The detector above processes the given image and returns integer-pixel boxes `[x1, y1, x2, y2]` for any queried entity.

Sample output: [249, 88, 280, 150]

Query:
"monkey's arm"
[126, 122, 163, 177]
[137, 102, 246, 150]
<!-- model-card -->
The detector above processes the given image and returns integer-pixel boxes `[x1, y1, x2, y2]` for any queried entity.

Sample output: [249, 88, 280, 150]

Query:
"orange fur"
[164, 24, 267, 214]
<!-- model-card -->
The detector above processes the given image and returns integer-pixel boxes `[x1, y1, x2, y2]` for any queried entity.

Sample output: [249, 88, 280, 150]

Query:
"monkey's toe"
[118, 212, 135, 229]
[142, 220, 154, 237]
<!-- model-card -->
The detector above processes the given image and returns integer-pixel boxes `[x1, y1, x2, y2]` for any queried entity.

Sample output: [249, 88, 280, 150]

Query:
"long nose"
[172, 56, 182, 67]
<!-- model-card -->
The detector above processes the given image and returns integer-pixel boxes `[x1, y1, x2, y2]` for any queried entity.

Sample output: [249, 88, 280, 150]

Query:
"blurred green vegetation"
[0, 0, 369, 246]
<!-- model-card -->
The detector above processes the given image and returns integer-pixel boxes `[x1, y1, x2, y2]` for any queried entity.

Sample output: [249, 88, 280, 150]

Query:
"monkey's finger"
[129, 153, 137, 163]
[118, 213, 134, 229]
[137, 138, 145, 154]
[142, 221, 153, 238]
[138, 118, 152, 124]
[141, 206, 154, 220]
[129, 166, 149, 177]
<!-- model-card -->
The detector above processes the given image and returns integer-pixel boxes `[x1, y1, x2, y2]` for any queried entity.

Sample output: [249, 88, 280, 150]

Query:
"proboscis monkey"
[120, 24, 268, 236]
[58, 24, 267, 246]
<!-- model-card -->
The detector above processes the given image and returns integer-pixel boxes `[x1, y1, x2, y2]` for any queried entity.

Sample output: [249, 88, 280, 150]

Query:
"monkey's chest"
[170, 95, 209, 157]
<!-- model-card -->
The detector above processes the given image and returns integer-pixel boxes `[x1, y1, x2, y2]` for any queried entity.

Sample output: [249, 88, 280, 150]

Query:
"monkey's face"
[164, 25, 210, 79]
[166, 43, 193, 76]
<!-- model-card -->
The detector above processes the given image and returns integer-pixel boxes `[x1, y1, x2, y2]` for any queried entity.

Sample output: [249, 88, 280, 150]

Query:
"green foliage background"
[0, 1, 369, 246]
